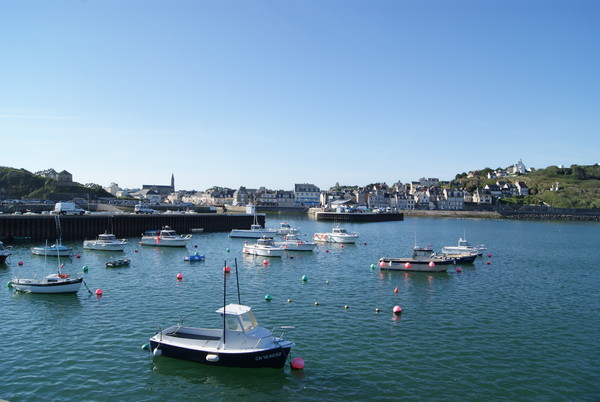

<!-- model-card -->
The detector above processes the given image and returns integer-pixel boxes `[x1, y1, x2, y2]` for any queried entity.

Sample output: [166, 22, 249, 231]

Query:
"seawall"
[0, 213, 264, 242]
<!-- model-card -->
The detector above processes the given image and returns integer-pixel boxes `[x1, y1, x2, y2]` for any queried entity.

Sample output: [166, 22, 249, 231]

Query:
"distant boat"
[230, 206, 277, 238]
[106, 257, 131, 268]
[441, 236, 486, 256]
[242, 237, 286, 257]
[275, 233, 316, 252]
[378, 246, 475, 273]
[12, 237, 82, 294]
[84, 232, 128, 251]
[184, 252, 205, 262]
[313, 226, 359, 244]
[275, 222, 299, 235]
[140, 226, 192, 247]
[0, 241, 12, 264]
[31, 215, 72, 257]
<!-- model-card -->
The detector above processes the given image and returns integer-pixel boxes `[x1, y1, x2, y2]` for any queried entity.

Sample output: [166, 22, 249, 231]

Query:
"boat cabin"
[257, 237, 276, 246]
[250, 224, 264, 230]
[217, 304, 259, 333]
[98, 234, 117, 241]
[332, 227, 349, 234]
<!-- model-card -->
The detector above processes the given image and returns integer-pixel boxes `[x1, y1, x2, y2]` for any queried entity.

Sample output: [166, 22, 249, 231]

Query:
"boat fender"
[206, 354, 219, 362]
[153, 347, 162, 357]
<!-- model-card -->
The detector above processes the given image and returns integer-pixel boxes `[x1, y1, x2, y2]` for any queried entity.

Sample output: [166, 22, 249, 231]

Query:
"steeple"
[171, 173, 175, 191]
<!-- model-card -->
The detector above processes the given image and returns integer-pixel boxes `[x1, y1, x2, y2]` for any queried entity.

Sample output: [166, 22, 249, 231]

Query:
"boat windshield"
[225, 311, 258, 332]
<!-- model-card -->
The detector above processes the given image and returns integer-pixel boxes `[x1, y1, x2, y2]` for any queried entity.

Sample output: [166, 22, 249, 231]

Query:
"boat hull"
[83, 242, 127, 251]
[0, 254, 8, 264]
[230, 230, 278, 239]
[379, 258, 451, 272]
[140, 239, 189, 247]
[313, 234, 358, 244]
[31, 247, 72, 257]
[242, 246, 285, 257]
[11, 278, 83, 293]
[149, 340, 292, 369]
[276, 242, 316, 251]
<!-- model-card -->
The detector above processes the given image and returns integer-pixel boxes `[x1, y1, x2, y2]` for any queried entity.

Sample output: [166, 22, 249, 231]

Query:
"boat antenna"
[234, 258, 241, 304]
[223, 260, 227, 347]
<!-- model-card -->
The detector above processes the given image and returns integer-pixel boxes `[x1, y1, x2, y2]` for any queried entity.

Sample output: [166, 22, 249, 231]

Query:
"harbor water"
[1, 215, 599, 401]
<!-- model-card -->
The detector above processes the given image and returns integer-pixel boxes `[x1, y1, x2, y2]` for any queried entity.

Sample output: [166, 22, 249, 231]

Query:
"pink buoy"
[393, 286, 398, 293]
[487, 261, 491, 265]
[76, 254, 81, 259]
[393, 305, 402, 315]
[380, 261, 386, 268]
[326, 249, 329, 253]
[428, 261, 435, 268]
[177, 273, 183, 280]
[456, 267, 462, 273]
[263, 259, 269, 265]
[291, 357, 305, 370]
[487, 253, 492, 258]
[95, 288, 103, 296]
[340, 245, 344, 248]
[224, 266, 231, 272]
[404, 262, 411, 269]
[18, 261, 24, 266]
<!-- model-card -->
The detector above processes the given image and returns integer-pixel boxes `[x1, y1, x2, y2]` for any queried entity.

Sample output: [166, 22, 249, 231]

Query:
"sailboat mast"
[234, 258, 241, 304]
[223, 260, 227, 347]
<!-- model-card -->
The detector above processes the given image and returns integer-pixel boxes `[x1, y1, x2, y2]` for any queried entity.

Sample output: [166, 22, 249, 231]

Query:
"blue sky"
[1, 0, 598, 191]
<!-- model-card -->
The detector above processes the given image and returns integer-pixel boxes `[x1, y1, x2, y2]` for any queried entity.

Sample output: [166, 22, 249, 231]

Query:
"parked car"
[134, 204, 156, 214]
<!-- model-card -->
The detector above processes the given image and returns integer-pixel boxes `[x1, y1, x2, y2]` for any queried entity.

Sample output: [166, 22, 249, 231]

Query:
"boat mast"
[234, 258, 241, 304]
[223, 260, 227, 347]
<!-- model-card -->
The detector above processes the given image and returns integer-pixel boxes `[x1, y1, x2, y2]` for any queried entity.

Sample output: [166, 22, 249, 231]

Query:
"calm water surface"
[1, 215, 599, 401]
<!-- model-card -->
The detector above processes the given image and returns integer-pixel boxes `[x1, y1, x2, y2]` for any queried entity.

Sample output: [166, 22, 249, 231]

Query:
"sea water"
[1, 215, 599, 401]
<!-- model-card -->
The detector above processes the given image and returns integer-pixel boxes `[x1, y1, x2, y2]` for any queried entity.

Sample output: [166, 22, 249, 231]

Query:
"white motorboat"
[275, 222, 299, 235]
[140, 226, 192, 247]
[10, 273, 83, 294]
[275, 233, 316, 252]
[313, 226, 359, 244]
[441, 237, 486, 256]
[0, 241, 12, 264]
[83, 232, 128, 251]
[149, 260, 295, 368]
[242, 237, 286, 257]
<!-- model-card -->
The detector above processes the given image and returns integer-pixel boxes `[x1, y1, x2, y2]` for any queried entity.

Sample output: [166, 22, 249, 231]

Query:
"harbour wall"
[0, 213, 263, 242]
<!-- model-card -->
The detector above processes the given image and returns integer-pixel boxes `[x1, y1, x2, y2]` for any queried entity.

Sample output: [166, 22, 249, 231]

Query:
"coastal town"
[29, 160, 533, 212]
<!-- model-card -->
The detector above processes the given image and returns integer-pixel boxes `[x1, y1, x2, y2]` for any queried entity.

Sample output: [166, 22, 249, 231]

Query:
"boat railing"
[247, 326, 294, 350]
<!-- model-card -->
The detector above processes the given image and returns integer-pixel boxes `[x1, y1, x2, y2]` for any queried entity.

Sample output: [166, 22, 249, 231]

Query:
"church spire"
[171, 173, 175, 191]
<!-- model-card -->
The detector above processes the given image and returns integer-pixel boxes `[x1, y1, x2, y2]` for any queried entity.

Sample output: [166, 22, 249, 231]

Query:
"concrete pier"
[0, 213, 264, 242]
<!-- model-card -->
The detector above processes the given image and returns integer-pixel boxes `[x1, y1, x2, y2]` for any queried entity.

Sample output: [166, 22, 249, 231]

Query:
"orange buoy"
[393, 286, 399, 293]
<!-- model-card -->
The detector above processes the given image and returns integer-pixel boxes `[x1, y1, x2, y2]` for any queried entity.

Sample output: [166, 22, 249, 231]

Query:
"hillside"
[455, 164, 600, 209]
[0, 167, 113, 201]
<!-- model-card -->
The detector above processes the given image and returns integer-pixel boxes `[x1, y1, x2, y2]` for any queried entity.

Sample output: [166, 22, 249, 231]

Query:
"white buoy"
[206, 354, 219, 362]
[153, 348, 162, 357]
